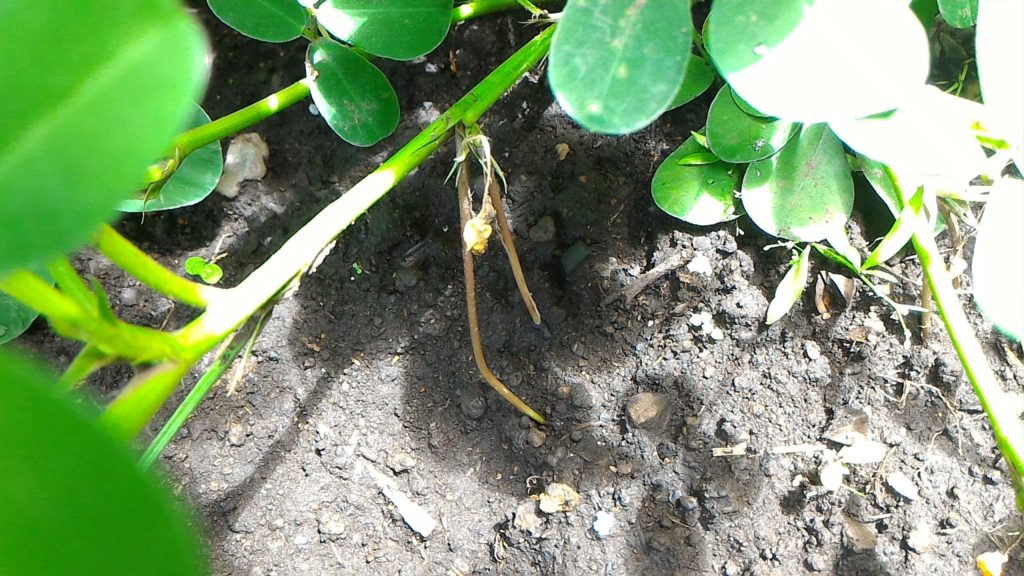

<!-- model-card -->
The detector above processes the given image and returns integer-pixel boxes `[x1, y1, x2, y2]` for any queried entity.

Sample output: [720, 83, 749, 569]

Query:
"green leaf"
[0, 0, 207, 274]
[741, 124, 854, 242]
[118, 105, 223, 213]
[667, 55, 716, 111]
[938, 0, 978, 28]
[207, 0, 306, 42]
[0, 292, 37, 345]
[0, 350, 205, 575]
[706, 85, 799, 163]
[184, 257, 223, 285]
[705, 0, 929, 122]
[830, 86, 988, 188]
[652, 134, 741, 226]
[852, 155, 900, 217]
[308, 39, 399, 147]
[976, 0, 1024, 162]
[863, 189, 921, 271]
[972, 177, 1023, 341]
[910, 0, 940, 26]
[766, 245, 811, 324]
[549, 0, 693, 134]
[314, 0, 452, 61]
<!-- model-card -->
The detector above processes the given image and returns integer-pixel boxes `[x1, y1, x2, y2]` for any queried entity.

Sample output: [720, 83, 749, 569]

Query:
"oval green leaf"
[0, 292, 38, 345]
[705, 0, 929, 122]
[308, 39, 399, 147]
[314, 0, 452, 61]
[549, 0, 693, 134]
[706, 85, 799, 163]
[118, 105, 223, 213]
[976, 0, 1024, 161]
[207, 0, 307, 43]
[0, 350, 206, 575]
[938, 0, 978, 28]
[741, 124, 854, 242]
[652, 135, 741, 226]
[972, 177, 1023, 341]
[829, 86, 987, 188]
[0, 0, 207, 274]
[667, 55, 716, 111]
[766, 244, 811, 324]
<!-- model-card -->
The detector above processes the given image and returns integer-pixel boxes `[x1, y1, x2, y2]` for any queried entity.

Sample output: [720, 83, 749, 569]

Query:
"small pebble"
[317, 510, 347, 538]
[906, 523, 933, 554]
[120, 286, 141, 307]
[686, 254, 713, 276]
[625, 392, 671, 429]
[528, 428, 546, 448]
[226, 420, 246, 447]
[592, 511, 615, 539]
[386, 452, 417, 474]
[529, 216, 556, 243]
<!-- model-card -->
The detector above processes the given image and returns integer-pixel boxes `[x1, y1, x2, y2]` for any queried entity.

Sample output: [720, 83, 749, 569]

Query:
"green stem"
[0, 270, 85, 324]
[452, 0, 561, 21]
[46, 258, 96, 314]
[102, 26, 556, 440]
[138, 333, 247, 470]
[890, 167, 1024, 511]
[59, 344, 114, 389]
[143, 78, 313, 185]
[94, 224, 220, 309]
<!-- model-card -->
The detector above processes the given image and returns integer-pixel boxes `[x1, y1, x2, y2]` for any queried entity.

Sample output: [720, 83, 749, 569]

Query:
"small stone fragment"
[527, 428, 547, 448]
[804, 340, 821, 360]
[592, 511, 615, 539]
[514, 501, 545, 538]
[555, 142, 571, 161]
[537, 482, 580, 514]
[217, 133, 270, 198]
[885, 470, 919, 501]
[819, 458, 848, 492]
[686, 254, 713, 276]
[822, 405, 871, 445]
[386, 452, 417, 474]
[226, 420, 246, 447]
[625, 392, 671, 429]
[561, 242, 590, 273]
[317, 509, 347, 539]
[529, 215, 556, 243]
[842, 514, 877, 552]
[905, 522, 933, 554]
[120, 286, 141, 307]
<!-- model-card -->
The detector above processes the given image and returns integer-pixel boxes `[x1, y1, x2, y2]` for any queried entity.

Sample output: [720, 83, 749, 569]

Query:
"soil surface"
[17, 5, 1024, 576]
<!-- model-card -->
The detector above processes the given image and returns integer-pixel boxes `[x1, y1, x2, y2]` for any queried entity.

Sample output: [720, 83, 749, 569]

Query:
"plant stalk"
[103, 26, 557, 439]
[890, 168, 1024, 511]
[143, 78, 313, 185]
[94, 224, 220, 309]
[453, 0, 562, 22]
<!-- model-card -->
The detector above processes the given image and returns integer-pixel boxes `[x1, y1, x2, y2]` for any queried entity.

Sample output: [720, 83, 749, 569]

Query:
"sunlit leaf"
[706, 85, 798, 163]
[652, 134, 741, 226]
[706, 0, 929, 122]
[308, 39, 399, 147]
[741, 124, 853, 242]
[118, 105, 223, 213]
[830, 86, 988, 188]
[0, 0, 207, 273]
[314, 0, 452, 60]
[207, 0, 307, 42]
[976, 0, 1024, 163]
[0, 350, 206, 575]
[766, 245, 811, 324]
[972, 177, 1023, 341]
[549, 0, 693, 134]
[938, 0, 978, 28]
[667, 55, 716, 111]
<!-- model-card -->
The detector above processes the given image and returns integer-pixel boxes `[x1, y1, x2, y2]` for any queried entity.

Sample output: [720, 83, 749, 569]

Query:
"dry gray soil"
[18, 5, 1024, 575]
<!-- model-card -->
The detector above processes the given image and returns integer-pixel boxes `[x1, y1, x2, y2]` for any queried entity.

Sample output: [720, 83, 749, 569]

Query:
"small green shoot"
[184, 257, 224, 285]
